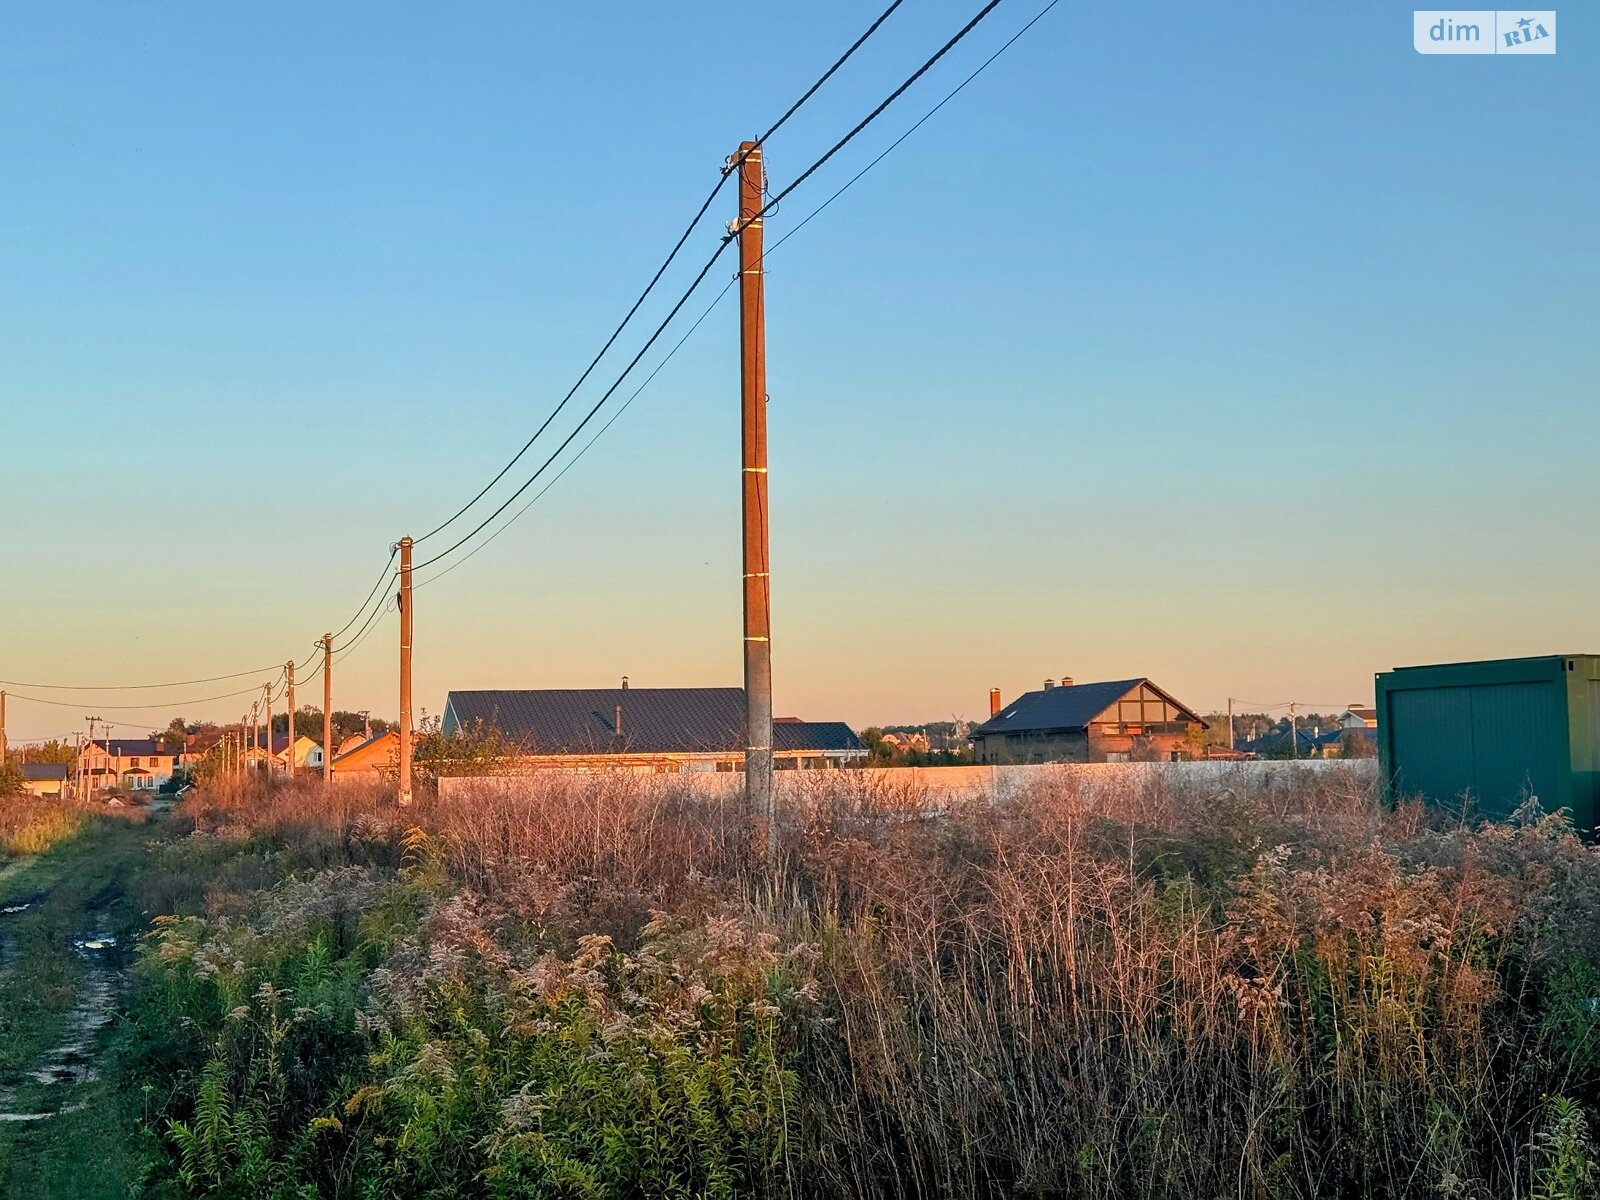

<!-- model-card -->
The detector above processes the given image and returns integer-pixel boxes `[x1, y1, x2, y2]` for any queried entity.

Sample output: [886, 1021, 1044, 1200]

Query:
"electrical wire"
[334, 598, 396, 663]
[413, 0, 909, 548]
[327, 546, 399, 644]
[5, 682, 273, 712]
[413, 243, 735, 572]
[0, 665, 287, 692]
[767, 0, 1061, 258]
[414, 276, 739, 590]
[412, 0, 1019, 578]
[753, 0, 1007, 218]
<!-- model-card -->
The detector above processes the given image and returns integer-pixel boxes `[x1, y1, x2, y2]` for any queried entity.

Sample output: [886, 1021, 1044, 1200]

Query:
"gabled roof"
[21, 763, 69, 782]
[443, 688, 864, 756]
[332, 730, 401, 765]
[970, 678, 1206, 737]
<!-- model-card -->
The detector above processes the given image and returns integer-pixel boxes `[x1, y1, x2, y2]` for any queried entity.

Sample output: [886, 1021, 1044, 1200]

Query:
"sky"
[1, 1, 1595, 741]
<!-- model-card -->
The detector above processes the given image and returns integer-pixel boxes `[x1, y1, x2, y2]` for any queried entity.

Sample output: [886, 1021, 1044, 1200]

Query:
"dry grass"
[0, 792, 144, 859]
[161, 766, 1600, 1198]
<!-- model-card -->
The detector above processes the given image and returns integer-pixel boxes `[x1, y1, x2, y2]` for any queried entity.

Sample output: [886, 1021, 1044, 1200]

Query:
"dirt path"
[0, 816, 157, 1198]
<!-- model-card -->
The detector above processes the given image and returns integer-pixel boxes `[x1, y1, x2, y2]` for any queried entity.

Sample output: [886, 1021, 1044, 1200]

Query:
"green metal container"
[1376, 655, 1599, 835]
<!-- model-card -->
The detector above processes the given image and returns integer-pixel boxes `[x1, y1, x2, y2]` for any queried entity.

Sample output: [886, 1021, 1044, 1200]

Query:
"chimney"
[1060, 676, 1074, 688]
[1043, 679, 1055, 690]
[622, 676, 629, 691]
[988, 688, 1001, 717]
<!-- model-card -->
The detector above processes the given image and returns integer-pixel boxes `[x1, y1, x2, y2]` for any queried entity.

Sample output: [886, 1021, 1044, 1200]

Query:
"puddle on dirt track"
[0, 926, 121, 1123]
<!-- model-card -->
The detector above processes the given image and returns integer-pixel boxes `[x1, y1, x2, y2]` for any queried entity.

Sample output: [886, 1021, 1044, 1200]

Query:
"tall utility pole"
[1287, 701, 1298, 760]
[0, 689, 7, 766]
[247, 702, 258, 771]
[284, 660, 296, 779]
[733, 140, 774, 861]
[1227, 698, 1235, 751]
[397, 536, 414, 807]
[263, 682, 273, 778]
[322, 633, 334, 784]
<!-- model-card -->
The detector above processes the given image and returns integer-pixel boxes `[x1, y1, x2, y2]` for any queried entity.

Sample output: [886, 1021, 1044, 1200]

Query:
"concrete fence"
[438, 758, 1380, 804]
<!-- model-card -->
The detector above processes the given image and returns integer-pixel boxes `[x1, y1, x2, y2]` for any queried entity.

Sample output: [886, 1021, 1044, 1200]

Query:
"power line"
[414, 244, 736, 572]
[328, 546, 398, 644]
[413, 3, 1060, 585]
[6, 681, 274, 712]
[414, 0, 1013, 578]
[768, 0, 1061, 258]
[414, 0, 909, 548]
[756, 0, 1007, 216]
[0, 665, 286, 692]
[334, 598, 396, 663]
[415, 277, 739, 589]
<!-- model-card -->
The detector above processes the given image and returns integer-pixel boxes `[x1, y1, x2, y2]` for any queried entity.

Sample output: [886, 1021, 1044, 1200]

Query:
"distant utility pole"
[1227, 697, 1235, 751]
[322, 634, 334, 784]
[398, 536, 414, 807]
[0, 689, 7, 766]
[263, 682, 273, 778]
[1288, 701, 1298, 760]
[247, 702, 258, 769]
[733, 140, 774, 862]
[284, 660, 296, 780]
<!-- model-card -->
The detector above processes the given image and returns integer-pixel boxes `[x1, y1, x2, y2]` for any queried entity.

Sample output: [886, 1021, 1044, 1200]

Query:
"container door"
[1468, 682, 1558, 820]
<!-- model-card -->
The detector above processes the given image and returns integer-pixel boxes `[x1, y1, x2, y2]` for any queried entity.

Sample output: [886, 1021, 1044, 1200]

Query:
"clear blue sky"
[2, 1, 1595, 740]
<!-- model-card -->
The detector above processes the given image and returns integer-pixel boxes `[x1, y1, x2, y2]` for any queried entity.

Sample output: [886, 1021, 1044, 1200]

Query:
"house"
[440, 685, 867, 773]
[79, 738, 180, 792]
[19, 763, 69, 798]
[268, 734, 324, 772]
[1340, 705, 1378, 730]
[1237, 723, 1323, 758]
[968, 677, 1208, 765]
[180, 730, 226, 769]
[331, 730, 404, 779]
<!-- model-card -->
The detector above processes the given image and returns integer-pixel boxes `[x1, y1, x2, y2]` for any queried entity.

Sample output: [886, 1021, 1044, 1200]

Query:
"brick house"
[969, 677, 1208, 765]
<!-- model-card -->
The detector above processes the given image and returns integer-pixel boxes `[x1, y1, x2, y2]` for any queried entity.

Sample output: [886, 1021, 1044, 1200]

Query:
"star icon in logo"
[1517, 16, 1533, 30]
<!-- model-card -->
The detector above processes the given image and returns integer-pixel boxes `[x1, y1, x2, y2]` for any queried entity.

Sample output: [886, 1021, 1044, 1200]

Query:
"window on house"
[129, 756, 141, 768]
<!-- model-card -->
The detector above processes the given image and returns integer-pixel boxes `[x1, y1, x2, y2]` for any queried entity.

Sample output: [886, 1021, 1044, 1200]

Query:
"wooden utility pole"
[733, 140, 774, 861]
[0, 689, 7, 766]
[397, 536, 414, 806]
[247, 702, 258, 770]
[322, 633, 334, 784]
[263, 682, 273, 778]
[1227, 697, 1235, 751]
[284, 660, 296, 779]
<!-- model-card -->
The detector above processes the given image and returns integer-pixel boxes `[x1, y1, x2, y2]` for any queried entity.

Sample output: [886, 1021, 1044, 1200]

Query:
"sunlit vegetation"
[115, 770, 1600, 1198]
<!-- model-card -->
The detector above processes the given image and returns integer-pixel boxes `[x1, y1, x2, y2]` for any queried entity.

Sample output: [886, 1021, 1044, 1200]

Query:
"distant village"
[7, 671, 1378, 800]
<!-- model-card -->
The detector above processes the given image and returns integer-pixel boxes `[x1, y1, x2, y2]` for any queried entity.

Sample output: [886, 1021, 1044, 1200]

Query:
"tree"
[414, 716, 517, 783]
[19, 740, 77, 766]
[0, 760, 24, 797]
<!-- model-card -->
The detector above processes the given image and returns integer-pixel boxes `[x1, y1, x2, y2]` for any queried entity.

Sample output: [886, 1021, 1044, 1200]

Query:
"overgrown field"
[113, 769, 1599, 1198]
[0, 793, 93, 861]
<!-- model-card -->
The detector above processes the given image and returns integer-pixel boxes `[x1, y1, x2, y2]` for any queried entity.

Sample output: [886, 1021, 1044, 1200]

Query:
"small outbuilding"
[19, 762, 70, 798]
[1375, 654, 1598, 834]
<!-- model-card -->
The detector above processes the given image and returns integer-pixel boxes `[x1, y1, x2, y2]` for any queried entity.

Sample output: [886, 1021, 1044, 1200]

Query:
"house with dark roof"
[78, 738, 180, 792]
[20, 762, 70, 798]
[441, 684, 866, 773]
[968, 677, 1208, 765]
